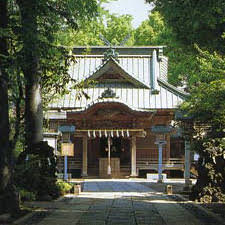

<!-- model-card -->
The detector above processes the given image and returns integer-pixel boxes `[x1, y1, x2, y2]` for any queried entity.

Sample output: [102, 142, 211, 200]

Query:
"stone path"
[18, 180, 225, 225]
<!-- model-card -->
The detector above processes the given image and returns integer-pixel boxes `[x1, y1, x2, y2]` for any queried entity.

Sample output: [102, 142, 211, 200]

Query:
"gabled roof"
[70, 55, 154, 87]
[85, 57, 150, 89]
[48, 46, 188, 112]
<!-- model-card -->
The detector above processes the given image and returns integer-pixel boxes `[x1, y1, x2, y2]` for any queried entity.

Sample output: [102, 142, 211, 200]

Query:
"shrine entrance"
[99, 137, 130, 164]
[67, 102, 154, 178]
[97, 136, 131, 177]
[80, 133, 132, 178]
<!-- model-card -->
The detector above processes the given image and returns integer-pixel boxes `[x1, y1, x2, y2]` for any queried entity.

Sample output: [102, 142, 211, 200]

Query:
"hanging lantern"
[99, 130, 102, 137]
[88, 130, 91, 138]
[121, 130, 124, 137]
[116, 130, 119, 137]
[111, 130, 113, 137]
[105, 130, 107, 137]
[126, 130, 129, 137]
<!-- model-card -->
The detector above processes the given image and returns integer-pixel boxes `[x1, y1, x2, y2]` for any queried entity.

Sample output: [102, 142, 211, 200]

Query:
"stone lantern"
[175, 111, 193, 189]
[58, 125, 75, 181]
[151, 125, 173, 183]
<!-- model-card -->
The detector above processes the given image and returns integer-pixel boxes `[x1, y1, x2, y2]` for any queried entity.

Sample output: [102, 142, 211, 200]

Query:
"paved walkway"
[18, 180, 225, 225]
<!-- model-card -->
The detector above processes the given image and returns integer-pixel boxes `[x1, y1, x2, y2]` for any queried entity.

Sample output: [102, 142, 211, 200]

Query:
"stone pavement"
[17, 180, 225, 225]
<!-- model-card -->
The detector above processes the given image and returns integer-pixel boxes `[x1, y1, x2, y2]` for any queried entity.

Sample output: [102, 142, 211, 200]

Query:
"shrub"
[56, 180, 73, 195]
[15, 141, 59, 200]
[20, 190, 36, 201]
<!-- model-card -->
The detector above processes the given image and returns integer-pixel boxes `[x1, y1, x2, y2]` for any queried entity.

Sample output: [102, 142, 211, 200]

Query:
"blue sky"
[102, 0, 154, 28]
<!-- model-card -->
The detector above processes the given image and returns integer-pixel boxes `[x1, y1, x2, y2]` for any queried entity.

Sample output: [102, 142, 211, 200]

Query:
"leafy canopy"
[147, 0, 225, 53]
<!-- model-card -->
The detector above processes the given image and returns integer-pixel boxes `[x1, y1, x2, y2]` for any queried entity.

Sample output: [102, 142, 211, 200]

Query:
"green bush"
[15, 141, 59, 200]
[56, 180, 73, 195]
[20, 189, 36, 201]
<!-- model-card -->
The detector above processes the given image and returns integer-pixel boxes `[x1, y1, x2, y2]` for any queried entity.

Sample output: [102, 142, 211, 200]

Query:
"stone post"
[130, 136, 137, 177]
[155, 140, 167, 183]
[82, 136, 88, 177]
[158, 143, 163, 182]
[64, 155, 68, 180]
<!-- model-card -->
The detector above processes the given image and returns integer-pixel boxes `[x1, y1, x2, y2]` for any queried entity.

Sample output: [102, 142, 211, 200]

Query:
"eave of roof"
[157, 78, 189, 98]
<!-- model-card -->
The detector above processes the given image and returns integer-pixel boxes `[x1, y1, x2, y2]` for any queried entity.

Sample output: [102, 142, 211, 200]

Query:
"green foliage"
[182, 80, 225, 128]
[15, 142, 59, 200]
[147, 0, 225, 53]
[134, 11, 197, 86]
[19, 189, 36, 202]
[56, 13, 134, 47]
[194, 46, 225, 83]
[147, 0, 225, 202]
[135, 11, 169, 46]
[190, 138, 225, 202]
[0, 0, 100, 163]
[143, 1, 225, 86]
[179, 49, 225, 202]
[104, 14, 134, 46]
[56, 180, 73, 195]
[181, 50, 225, 130]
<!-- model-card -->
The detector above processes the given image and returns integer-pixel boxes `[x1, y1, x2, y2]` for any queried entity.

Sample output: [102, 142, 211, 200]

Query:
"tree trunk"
[0, 0, 20, 215]
[17, 0, 43, 149]
[11, 73, 23, 150]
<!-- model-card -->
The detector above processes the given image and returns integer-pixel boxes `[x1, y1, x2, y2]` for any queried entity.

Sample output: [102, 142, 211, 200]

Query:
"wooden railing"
[136, 148, 167, 159]
[137, 157, 184, 171]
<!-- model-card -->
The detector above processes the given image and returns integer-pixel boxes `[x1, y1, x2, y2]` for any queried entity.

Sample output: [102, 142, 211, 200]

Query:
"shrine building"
[45, 46, 190, 180]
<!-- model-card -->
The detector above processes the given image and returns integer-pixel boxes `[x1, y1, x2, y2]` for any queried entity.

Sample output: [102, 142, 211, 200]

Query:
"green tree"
[134, 11, 197, 86]
[0, 0, 20, 215]
[147, 0, 225, 53]
[104, 14, 134, 45]
[56, 13, 134, 47]
[0, 0, 99, 214]
[181, 52, 225, 202]
[16, 0, 98, 150]
[146, 1, 225, 202]
[135, 11, 168, 45]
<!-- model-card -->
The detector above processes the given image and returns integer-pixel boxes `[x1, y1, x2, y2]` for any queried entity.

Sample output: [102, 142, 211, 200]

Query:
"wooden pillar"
[130, 136, 137, 177]
[166, 134, 170, 160]
[82, 136, 88, 177]
[184, 139, 192, 187]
